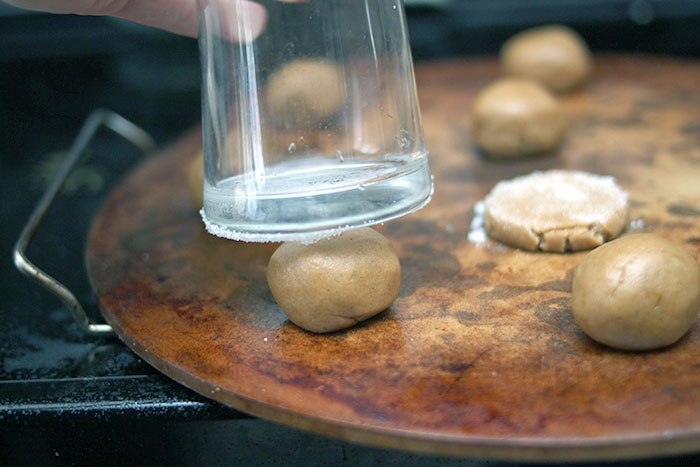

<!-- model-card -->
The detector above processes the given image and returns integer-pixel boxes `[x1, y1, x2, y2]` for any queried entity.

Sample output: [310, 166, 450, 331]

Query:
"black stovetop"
[3, 3, 700, 465]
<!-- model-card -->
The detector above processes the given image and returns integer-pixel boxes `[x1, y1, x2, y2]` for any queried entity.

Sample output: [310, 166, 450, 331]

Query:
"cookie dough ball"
[265, 59, 345, 129]
[572, 234, 700, 350]
[484, 170, 628, 252]
[501, 25, 591, 93]
[472, 78, 567, 158]
[187, 152, 204, 210]
[267, 228, 401, 333]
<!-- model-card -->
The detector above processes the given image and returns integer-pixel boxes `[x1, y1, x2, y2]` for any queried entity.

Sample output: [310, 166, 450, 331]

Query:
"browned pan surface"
[87, 56, 700, 461]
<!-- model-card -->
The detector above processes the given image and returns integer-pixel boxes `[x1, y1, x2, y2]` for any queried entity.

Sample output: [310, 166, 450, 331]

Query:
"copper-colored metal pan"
[86, 56, 700, 461]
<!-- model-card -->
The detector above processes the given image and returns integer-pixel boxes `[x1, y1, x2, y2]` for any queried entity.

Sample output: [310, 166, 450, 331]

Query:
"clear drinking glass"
[197, 0, 432, 242]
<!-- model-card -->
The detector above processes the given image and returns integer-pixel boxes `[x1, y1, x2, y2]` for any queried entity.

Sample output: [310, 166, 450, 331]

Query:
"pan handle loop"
[13, 109, 156, 336]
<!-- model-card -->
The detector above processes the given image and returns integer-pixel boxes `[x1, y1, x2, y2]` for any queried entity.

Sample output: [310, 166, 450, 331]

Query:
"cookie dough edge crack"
[533, 222, 607, 252]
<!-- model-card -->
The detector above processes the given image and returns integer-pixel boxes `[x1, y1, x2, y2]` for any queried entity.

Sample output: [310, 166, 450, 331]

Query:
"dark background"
[2, 1, 700, 465]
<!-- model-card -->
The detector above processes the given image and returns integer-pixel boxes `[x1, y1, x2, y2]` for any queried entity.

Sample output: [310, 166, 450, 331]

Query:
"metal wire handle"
[13, 109, 156, 336]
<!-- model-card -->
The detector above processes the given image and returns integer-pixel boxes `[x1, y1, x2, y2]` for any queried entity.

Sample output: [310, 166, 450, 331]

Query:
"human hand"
[3, 0, 267, 38]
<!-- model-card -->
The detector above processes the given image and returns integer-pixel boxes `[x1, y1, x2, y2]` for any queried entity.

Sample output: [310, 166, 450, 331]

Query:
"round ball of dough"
[472, 78, 567, 158]
[267, 228, 401, 333]
[265, 59, 345, 128]
[187, 151, 204, 210]
[501, 25, 591, 93]
[572, 234, 700, 351]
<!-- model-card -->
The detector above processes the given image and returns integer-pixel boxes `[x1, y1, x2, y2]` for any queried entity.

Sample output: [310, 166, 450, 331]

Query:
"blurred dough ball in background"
[472, 78, 567, 158]
[501, 25, 591, 93]
[265, 59, 345, 129]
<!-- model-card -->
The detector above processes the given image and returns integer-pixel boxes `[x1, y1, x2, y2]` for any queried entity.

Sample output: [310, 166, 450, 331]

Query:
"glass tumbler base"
[201, 155, 432, 243]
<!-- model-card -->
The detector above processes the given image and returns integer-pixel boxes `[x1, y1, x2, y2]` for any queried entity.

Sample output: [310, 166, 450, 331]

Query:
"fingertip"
[217, 0, 269, 42]
[247, 1, 268, 40]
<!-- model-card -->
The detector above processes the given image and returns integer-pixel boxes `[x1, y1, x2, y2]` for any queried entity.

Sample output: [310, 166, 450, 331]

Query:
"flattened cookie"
[484, 170, 629, 252]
